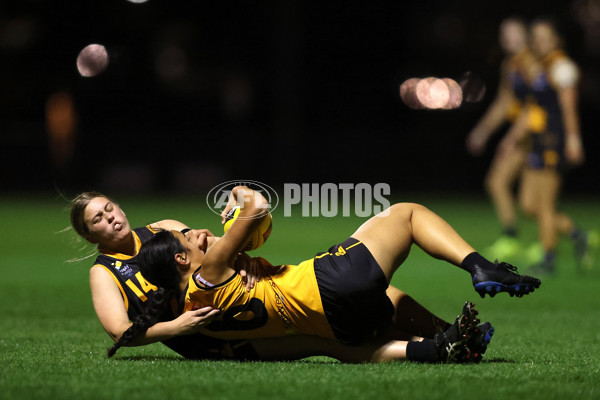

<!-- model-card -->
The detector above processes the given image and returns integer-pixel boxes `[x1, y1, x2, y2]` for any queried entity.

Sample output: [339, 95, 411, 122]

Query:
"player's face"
[499, 20, 526, 55]
[172, 230, 207, 265]
[531, 23, 559, 57]
[84, 197, 131, 247]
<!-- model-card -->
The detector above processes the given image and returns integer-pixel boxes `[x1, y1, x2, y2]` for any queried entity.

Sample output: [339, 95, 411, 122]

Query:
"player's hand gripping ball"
[223, 206, 272, 251]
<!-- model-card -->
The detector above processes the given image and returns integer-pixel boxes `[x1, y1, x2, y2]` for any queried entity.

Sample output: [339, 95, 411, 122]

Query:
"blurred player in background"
[466, 17, 535, 261]
[500, 17, 593, 274]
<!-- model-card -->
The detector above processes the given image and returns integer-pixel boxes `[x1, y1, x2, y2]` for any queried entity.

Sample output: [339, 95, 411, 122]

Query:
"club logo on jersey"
[335, 246, 346, 256]
[113, 261, 133, 277]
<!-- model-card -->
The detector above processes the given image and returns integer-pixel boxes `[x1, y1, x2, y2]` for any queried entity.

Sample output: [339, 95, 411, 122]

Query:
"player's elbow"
[106, 330, 121, 343]
[105, 323, 130, 343]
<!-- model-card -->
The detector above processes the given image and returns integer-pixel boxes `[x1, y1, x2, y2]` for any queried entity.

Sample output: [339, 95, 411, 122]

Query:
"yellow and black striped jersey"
[93, 226, 160, 320]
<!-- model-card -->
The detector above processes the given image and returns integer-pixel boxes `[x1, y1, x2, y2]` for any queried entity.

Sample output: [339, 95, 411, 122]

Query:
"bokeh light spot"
[399, 78, 424, 109]
[401, 77, 464, 109]
[76, 44, 109, 77]
[416, 77, 449, 109]
[442, 78, 463, 109]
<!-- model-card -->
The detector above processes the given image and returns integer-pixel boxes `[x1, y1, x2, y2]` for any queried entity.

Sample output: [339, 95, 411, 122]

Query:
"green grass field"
[1, 195, 599, 400]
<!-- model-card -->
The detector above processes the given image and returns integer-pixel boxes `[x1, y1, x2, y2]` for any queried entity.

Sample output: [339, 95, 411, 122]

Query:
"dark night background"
[1, 0, 598, 197]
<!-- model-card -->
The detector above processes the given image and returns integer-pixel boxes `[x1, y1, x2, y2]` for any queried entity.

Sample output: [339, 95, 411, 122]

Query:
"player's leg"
[246, 331, 414, 363]
[250, 334, 413, 363]
[485, 145, 526, 235]
[383, 286, 494, 361]
[529, 169, 591, 272]
[518, 168, 539, 219]
[351, 203, 541, 297]
[537, 170, 561, 251]
[351, 203, 474, 281]
[379, 301, 487, 363]
[250, 302, 486, 364]
[522, 169, 560, 273]
[554, 206, 591, 268]
[385, 285, 450, 339]
[555, 212, 575, 236]
[485, 146, 527, 258]
[518, 169, 545, 262]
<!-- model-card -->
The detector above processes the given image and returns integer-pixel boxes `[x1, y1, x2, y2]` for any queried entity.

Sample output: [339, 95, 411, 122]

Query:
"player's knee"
[395, 203, 432, 225]
[519, 198, 537, 217]
[484, 174, 505, 195]
[388, 203, 427, 215]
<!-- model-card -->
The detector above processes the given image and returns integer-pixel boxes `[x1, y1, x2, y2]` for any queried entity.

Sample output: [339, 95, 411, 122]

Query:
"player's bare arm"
[200, 186, 269, 286]
[90, 265, 219, 346]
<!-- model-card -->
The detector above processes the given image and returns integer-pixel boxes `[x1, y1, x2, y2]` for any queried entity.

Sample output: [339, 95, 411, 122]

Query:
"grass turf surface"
[1, 195, 599, 400]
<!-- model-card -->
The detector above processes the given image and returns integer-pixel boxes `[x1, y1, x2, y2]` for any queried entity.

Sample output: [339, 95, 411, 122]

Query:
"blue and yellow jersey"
[529, 49, 578, 132]
[185, 258, 335, 341]
[505, 49, 533, 121]
[526, 49, 579, 169]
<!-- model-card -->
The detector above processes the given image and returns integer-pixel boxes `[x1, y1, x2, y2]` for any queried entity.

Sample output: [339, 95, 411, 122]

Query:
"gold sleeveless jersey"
[184, 258, 335, 340]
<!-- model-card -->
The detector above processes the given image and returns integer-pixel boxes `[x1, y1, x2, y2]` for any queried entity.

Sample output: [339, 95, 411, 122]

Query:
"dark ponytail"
[107, 288, 172, 358]
[107, 230, 184, 358]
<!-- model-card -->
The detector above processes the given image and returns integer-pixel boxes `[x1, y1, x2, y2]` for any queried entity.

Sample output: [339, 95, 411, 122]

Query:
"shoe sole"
[468, 323, 494, 363]
[446, 341, 469, 363]
[447, 302, 480, 363]
[456, 302, 480, 335]
[474, 281, 539, 298]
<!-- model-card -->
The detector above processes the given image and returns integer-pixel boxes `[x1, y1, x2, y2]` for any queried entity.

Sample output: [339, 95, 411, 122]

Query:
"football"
[223, 206, 272, 251]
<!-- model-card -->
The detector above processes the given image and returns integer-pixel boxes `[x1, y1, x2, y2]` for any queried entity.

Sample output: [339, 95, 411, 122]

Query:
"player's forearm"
[149, 219, 190, 232]
[506, 106, 531, 142]
[474, 101, 508, 137]
[559, 89, 581, 139]
[120, 320, 180, 347]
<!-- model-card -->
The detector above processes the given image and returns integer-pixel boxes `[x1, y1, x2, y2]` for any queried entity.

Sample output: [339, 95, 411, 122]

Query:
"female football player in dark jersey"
[71, 191, 248, 360]
[108, 186, 541, 362]
[70, 191, 480, 363]
[466, 17, 534, 261]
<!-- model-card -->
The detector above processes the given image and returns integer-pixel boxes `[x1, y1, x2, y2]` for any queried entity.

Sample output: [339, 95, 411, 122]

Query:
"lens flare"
[441, 78, 463, 109]
[76, 44, 109, 77]
[460, 71, 486, 103]
[416, 78, 449, 109]
[400, 76, 464, 110]
[399, 78, 424, 109]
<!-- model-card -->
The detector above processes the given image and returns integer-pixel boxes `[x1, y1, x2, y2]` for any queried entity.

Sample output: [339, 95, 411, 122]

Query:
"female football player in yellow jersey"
[111, 186, 541, 362]
[70, 191, 467, 362]
[466, 17, 535, 260]
[499, 17, 591, 274]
